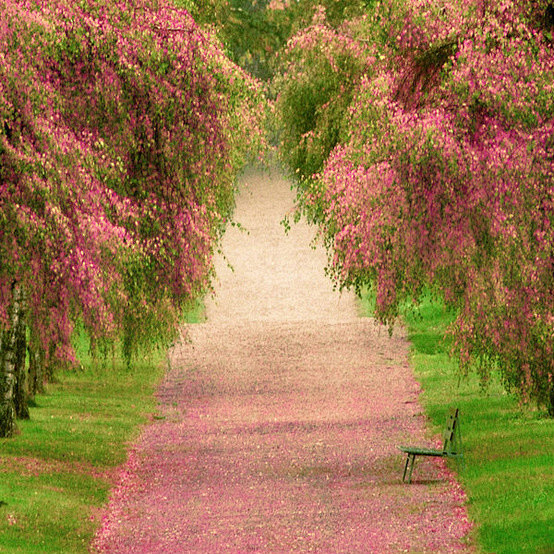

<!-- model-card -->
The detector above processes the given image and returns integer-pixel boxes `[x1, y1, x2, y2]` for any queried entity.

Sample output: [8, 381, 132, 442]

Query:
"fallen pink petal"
[93, 171, 474, 553]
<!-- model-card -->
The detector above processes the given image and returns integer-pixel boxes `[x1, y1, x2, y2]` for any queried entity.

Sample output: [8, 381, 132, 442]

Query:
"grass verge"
[0, 302, 204, 553]
[0, 361, 163, 553]
[361, 293, 554, 554]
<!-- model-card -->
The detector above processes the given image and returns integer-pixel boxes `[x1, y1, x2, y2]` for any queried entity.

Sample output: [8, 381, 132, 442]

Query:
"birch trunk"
[28, 339, 45, 401]
[13, 289, 28, 420]
[0, 286, 24, 437]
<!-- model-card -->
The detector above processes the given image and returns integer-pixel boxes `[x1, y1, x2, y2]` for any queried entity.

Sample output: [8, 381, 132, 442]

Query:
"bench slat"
[398, 446, 445, 456]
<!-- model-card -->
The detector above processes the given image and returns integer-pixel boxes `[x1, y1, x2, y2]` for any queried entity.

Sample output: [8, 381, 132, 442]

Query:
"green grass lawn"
[0, 300, 205, 553]
[0, 357, 165, 553]
[361, 294, 554, 554]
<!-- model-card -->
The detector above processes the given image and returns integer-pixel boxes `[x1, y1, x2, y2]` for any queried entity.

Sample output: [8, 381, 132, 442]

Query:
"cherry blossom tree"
[0, 0, 265, 436]
[274, 0, 554, 412]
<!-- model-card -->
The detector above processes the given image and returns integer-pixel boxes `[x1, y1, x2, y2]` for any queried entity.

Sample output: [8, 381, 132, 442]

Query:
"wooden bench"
[398, 407, 464, 483]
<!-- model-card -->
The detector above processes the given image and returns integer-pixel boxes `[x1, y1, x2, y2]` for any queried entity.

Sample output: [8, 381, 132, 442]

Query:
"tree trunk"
[44, 342, 57, 384]
[13, 289, 29, 420]
[0, 285, 24, 437]
[548, 385, 554, 418]
[27, 339, 45, 401]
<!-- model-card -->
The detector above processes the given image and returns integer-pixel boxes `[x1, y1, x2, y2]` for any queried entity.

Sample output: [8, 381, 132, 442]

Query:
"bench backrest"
[441, 407, 462, 455]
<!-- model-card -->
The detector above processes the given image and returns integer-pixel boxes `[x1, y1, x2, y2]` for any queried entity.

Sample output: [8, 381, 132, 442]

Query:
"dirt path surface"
[93, 169, 473, 553]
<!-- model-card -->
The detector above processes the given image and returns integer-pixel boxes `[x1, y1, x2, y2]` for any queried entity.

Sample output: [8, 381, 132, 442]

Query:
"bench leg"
[454, 453, 465, 473]
[402, 453, 416, 483]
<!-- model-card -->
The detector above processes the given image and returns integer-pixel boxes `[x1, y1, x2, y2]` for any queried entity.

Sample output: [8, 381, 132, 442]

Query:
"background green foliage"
[185, 0, 374, 81]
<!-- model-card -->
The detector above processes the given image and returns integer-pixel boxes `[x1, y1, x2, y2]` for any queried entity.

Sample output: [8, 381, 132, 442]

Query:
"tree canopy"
[273, 0, 554, 412]
[0, 0, 265, 435]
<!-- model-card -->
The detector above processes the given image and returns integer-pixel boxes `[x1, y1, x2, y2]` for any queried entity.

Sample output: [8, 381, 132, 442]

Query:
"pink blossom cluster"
[0, 0, 265, 364]
[275, 0, 554, 409]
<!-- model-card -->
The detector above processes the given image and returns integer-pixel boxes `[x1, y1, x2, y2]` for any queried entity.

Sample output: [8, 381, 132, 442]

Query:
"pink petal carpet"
[93, 169, 474, 553]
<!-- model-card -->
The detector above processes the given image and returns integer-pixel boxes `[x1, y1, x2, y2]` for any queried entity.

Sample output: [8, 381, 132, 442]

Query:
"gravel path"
[93, 169, 473, 553]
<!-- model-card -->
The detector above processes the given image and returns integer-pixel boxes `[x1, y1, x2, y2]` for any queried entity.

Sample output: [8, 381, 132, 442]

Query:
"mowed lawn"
[0, 356, 165, 553]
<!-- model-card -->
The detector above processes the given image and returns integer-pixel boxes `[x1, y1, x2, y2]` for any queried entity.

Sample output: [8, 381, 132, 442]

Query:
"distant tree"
[273, 10, 373, 181]
[181, 0, 374, 81]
